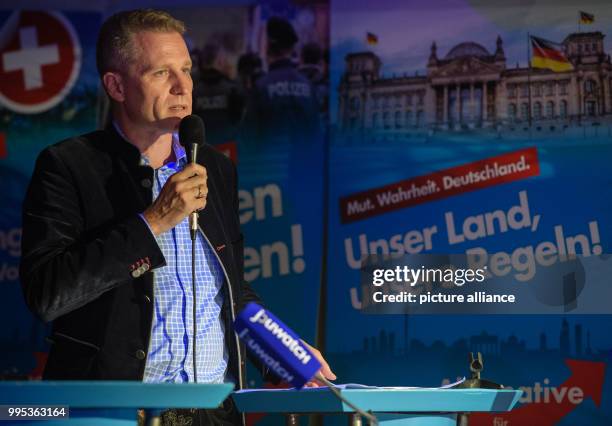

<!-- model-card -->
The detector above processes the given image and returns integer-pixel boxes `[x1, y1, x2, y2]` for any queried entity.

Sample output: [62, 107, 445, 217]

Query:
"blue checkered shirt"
[139, 136, 227, 383]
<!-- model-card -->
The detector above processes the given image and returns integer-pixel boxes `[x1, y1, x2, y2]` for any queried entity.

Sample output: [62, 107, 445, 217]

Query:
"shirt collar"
[112, 121, 187, 169]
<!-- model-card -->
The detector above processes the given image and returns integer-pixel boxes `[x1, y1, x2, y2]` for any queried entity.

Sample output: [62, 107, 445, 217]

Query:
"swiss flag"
[0, 11, 81, 114]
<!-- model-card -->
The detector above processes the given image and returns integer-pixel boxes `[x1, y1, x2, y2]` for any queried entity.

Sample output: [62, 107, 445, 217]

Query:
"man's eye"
[154, 69, 168, 76]
[183, 68, 192, 75]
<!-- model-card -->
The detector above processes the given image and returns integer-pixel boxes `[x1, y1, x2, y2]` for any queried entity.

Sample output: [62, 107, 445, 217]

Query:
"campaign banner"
[0, 10, 101, 378]
[327, 0, 612, 424]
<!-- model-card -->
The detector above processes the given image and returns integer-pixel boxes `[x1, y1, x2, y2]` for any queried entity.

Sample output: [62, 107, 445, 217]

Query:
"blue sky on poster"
[330, 0, 612, 123]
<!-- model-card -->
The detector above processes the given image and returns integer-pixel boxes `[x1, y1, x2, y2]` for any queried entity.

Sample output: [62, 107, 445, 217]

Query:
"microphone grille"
[178, 115, 205, 148]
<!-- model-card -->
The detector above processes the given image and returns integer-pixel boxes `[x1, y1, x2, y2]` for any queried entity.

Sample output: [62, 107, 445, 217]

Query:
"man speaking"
[19, 9, 334, 425]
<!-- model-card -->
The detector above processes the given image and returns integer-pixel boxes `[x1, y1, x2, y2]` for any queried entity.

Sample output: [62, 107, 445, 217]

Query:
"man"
[241, 17, 320, 148]
[20, 9, 333, 425]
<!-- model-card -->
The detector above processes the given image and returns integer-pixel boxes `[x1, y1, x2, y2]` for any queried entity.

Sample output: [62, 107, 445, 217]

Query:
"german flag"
[531, 35, 573, 72]
[366, 32, 378, 46]
[580, 11, 594, 24]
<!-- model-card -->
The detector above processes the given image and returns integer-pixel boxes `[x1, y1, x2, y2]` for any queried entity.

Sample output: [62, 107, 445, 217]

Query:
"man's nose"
[170, 71, 191, 95]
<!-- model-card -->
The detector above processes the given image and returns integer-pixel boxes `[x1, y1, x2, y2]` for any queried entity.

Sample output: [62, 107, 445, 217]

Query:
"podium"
[0, 381, 234, 425]
[232, 387, 523, 425]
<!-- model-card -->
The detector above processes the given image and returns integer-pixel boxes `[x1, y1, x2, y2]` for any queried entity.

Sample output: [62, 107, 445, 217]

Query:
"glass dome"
[444, 42, 490, 60]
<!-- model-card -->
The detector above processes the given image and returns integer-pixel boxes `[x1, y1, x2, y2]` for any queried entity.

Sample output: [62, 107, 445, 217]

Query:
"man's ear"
[102, 72, 125, 102]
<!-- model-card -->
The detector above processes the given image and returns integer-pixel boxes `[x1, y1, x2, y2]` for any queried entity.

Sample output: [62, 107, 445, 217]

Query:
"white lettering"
[239, 184, 283, 225]
[344, 227, 437, 269]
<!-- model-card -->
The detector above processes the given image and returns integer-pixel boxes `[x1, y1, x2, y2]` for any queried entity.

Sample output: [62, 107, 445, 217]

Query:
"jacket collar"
[105, 123, 143, 168]
[109, 122, 186, 169]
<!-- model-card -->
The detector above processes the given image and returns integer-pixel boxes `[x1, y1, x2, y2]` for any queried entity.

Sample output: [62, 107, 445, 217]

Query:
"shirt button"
[135, 350, 146, 360]
[141, 178, 152, 188]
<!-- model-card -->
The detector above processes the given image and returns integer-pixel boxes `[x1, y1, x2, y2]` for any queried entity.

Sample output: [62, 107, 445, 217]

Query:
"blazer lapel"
[106, 126, 153, 213]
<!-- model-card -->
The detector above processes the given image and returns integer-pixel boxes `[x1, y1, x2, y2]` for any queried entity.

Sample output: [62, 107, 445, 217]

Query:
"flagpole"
[527, 32, 532, 132]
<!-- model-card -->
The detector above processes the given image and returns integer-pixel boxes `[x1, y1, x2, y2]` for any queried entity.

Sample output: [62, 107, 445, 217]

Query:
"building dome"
[445, 42, 490, 60]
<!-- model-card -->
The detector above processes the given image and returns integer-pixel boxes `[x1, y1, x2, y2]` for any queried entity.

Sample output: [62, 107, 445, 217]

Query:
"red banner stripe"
[339, 148, 540, 223]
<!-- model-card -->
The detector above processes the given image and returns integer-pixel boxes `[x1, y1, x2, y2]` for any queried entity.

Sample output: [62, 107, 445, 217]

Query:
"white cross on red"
[2, 26, 59, 90]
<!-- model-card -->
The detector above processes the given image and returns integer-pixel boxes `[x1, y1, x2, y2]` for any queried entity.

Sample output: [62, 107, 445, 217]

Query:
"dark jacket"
[19, 126, 262, 388]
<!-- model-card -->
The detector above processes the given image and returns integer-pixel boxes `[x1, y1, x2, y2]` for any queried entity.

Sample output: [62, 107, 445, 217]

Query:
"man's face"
[121, 31, 193, 131]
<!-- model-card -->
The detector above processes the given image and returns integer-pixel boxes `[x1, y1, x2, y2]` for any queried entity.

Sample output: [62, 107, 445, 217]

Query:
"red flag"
[531, 35, 573, 72]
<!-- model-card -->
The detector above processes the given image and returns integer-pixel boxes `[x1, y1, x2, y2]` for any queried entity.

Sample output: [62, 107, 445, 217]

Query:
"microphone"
[178, 115, 205, 241]
[234, 303, 321, 388]
[235, 304, 379, 424]
[178, 115, 205, 383]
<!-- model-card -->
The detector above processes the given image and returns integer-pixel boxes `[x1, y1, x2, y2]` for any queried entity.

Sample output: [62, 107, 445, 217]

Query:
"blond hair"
[96, 9, 186, 75]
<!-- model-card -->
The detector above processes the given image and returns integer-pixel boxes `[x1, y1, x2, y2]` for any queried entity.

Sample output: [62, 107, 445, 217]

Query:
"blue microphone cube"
[234, 303, 322, 388]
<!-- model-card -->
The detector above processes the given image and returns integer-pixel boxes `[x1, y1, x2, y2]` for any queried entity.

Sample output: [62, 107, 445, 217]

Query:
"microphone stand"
[315, 374, 378, 426]
[189, 142, 199, 383]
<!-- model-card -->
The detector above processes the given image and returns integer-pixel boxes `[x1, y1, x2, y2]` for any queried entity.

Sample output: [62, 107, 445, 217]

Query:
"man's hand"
[143, 163, 207, 236]
[301, 341, 337, 388]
